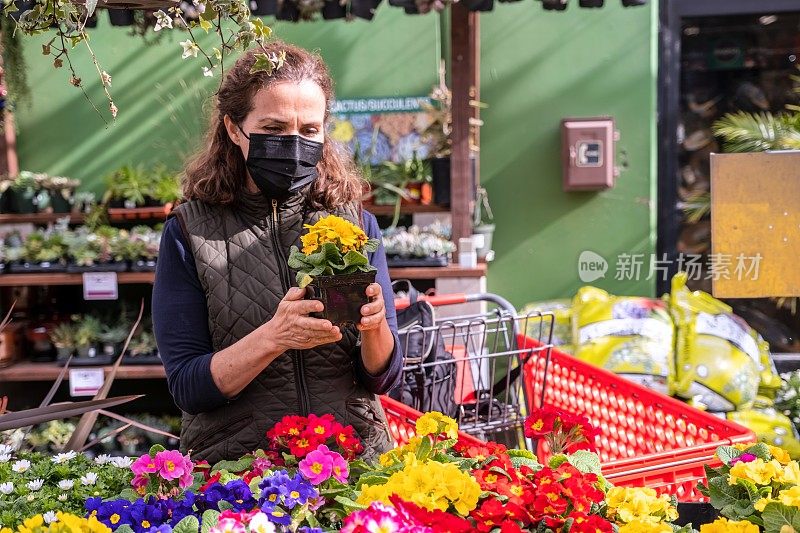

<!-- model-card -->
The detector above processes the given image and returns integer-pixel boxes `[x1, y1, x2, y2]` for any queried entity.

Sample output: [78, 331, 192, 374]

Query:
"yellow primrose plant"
[700, 442, 800, 532]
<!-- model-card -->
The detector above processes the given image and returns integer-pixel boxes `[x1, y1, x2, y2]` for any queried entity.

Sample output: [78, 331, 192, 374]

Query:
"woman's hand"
[358, 283, 387, 332]
[263, 287, 342, 351]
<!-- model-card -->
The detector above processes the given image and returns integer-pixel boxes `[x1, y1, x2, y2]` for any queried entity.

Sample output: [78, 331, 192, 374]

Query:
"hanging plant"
[2, 0, 280, 122]
[0, 14, 31, 109]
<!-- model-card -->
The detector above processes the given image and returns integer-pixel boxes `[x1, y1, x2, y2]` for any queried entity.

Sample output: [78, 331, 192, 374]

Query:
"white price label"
[82, 272, 119, 301]
[69, 368, 105, 397]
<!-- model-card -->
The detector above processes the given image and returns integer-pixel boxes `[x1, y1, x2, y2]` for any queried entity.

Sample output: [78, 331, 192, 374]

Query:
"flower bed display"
[2, 409, 760, 533]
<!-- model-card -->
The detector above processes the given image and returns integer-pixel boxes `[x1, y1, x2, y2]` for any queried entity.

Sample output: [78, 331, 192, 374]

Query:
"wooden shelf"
[107, 206, 171, 222]
[0, 271, 155, 286]
[365, 204, 449, 216]
[0, 212, 85, 224]
[388, 263, 486, 279]
[0, 361, 165, 381]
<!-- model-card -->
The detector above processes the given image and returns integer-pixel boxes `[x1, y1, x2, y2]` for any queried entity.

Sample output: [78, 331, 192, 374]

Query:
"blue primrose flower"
[224, 479, 256, 511]
[258, 470, 291, 510]
[92, 498, 133, 528]
[130, 499, 168, 533]
[146, 526, 173, 533]
[282, 473, 318, 510]
[298, 528, 323, 533]
[264, 507, 292, 527]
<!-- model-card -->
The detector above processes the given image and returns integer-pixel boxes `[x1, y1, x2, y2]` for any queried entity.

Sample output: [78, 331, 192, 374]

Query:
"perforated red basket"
[380, 395, 485, 448]
[518, 336, 756, 501]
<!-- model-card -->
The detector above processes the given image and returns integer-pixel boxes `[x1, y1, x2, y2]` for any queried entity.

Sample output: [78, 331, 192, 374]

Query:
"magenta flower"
[131, 474, 148, 490]
[209, 518, 247, 533]
[341, 502, 429, 533]
[730, 453, 758, 465]
[131, 454, 158, 477]
[329, 450, 349, 483]
[156, 450, 189, 481]
[298, 445, 334, 485]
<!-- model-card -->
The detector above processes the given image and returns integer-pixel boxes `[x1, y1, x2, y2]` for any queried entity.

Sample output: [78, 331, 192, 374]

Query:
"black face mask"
[238, 128, 324, 199]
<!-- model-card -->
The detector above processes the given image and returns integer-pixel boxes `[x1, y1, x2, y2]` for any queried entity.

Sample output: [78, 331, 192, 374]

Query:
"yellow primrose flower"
[605, 486, 677, 524]
[729, 458, 782, 486]
[779, 486, 800, 508]
[415, 411, 459, 440]
[618, 519, 672, 533]
[700, 518, 758, 533]
[733, 443, 757, 451]
[301, 215, 368, 256]
[755, 497, 774, 512]
[777, 461, 800, 484]
[769, 445, 793, 465]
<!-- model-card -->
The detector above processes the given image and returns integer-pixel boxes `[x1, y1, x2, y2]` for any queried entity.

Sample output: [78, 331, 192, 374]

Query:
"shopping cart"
[392, 291, 553, 449]
[388, 292, 755, 501]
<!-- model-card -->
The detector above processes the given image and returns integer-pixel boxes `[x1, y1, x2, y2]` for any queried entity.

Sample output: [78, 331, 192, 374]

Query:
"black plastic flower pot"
[349, 0, 378, 20]
[430, 157, 451, 207]
[108, 8, 135, 26]
[7, 189, 37, 214]
[675, 503, 719, 528]
[49, 192, 72, 214]
[276, 0, 300, 21]
[579, 0, 604, 6]
[322, 0, 347, 19]
[464, 0, 493, 11]
[306, 271, 376, 326]
[250, 0, 278, 14]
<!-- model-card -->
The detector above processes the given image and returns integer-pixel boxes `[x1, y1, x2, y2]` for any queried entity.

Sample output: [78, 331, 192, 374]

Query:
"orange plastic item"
[519, 336, 755, 501]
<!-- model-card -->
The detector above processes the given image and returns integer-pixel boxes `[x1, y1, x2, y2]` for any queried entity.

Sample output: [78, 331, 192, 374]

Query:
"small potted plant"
[382, 222, 455, 267]
[288, 214, 379, 325]
[49, 322, 77, 361]
[472, 186, 495, 262]
[42, 175, 79, 214]
[100, 323, 129, 357]
[7, 171, 40, 214]
[9, 230, 69, 272]
[129, 225, 160, 272]
[103, 165, 154, 208]
[75, 315, 103, 358]
[152, 167, 181, 208]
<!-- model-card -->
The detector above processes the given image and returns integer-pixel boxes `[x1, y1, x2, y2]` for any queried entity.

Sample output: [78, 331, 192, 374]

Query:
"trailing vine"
[0, 0, 279, 123]
[0, 13, 31, 110]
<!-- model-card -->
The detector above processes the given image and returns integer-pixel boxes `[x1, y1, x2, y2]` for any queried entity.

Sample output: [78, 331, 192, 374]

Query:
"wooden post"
[450, 3, 479, 250]
[0, 110, 19, 175]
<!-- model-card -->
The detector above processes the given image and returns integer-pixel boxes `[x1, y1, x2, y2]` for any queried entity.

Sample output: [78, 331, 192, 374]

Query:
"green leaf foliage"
[567, 450, 602, 474]
[149, 444, 166, 456]
[334, 495, 367, 512]
[172, 515, 201, 533]
[762, 502, 800, 533]
[715, 445, 742, 466]
[708, 475, 748, 514]
[211, 456, 254, 474]
[201, 509, 221, 533]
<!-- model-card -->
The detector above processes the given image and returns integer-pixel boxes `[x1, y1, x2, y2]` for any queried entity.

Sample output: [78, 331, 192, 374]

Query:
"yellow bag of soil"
[572, 286, 674, 394]
[727, 399, 800, 459]
[670, 272, 762, 412]
[520, 299, 573, 352]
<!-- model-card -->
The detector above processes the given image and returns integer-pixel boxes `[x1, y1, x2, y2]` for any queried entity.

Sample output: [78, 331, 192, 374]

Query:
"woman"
[152, 42, 402, 463]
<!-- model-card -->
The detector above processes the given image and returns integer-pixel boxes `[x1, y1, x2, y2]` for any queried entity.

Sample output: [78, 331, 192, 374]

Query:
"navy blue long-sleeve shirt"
[152, 210, 402, 415]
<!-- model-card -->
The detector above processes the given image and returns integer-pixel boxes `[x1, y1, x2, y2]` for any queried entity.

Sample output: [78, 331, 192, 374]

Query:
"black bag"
[389, 281, 459, 418]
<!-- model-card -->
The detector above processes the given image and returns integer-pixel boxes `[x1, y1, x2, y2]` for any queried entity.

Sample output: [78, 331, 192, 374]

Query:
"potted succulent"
[152, 167, 182, 208]
[9, 230, 68, 272]
[75, 315, 103, 358]
[472, 186, 495, 262]
[100, 323, 129, 357]
[129, 225, 161, 272]
[103, 165, 155, 208]
[49, 322, 77, 361]
[123, 329, 160, 364]
[382, 222, 455, 267]
[288, 214, 379, 325]
[7, 172, 40, 214]
[41, 175, 79, 214]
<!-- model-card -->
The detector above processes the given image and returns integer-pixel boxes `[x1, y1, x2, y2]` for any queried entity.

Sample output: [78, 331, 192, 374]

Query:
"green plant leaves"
[762, 502, 800, 533]
[172, 515, 200, 533]
[211, 455, 254, 474]
[708, 475, 747, 512]
[566, 450, 602, 475]
[201, 510, 221, 533]
[290, 238, 376, 287]
[715, 445, 742, 466]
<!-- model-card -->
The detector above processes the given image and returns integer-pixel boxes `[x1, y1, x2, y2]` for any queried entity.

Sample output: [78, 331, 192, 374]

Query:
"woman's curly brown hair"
[183, 42, 363, 210]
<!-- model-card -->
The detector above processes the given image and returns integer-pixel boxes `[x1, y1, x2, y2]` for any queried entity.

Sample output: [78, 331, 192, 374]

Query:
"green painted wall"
[14, 2, 658, 305]
[15, 9, 442, 187]
[480, 1, 658, 305]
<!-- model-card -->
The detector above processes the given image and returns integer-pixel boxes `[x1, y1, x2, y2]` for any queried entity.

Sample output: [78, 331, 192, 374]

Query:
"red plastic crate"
[518, 336, 755, 501]
[381, 395, 485, 448]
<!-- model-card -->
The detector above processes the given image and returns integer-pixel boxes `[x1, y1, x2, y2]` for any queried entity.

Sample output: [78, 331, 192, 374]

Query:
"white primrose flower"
[94, 454, 112, 465]
[12, 459, 30, 473]
[27, 479, 44, 491]
[43, 511, 58, 524]
[81, 472, 99, 486]
[110, 456, 133, 468]
[0, 453, 10, 463]
[51, 451, 77, 464]
[180, 40, 199, 59]
[153, 10, 173, 31]
[58, 479, 74, 491]
[248, 513, 276, 533]
[0, 482, 13, 495]
[0, 444, 13, 455]
[58, 493, 68, 502]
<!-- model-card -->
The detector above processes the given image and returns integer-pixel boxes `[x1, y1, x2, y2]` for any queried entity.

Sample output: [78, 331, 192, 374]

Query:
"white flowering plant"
[0, 445, 133, 528]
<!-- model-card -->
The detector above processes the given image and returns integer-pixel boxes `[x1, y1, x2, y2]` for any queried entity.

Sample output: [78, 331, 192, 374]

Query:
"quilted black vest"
[171, 190, 393, 463]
